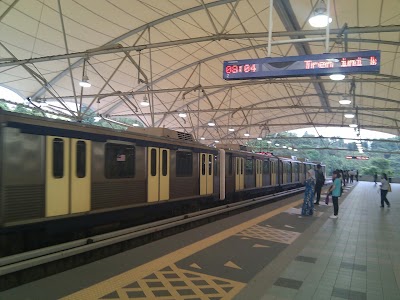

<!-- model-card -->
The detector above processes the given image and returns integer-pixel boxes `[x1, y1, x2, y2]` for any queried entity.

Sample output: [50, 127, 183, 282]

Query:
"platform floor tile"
[254, 182, 400, 300]
[95, 263, 245, 300]
[235, 224, 301, 244]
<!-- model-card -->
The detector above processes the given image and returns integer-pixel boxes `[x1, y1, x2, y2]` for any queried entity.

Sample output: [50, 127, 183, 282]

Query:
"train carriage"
[0, 110, 219, 228]
[0, 109, 321, 256]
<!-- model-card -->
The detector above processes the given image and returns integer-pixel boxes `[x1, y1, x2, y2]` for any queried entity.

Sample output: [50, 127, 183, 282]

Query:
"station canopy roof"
[0, 0, 399, 144]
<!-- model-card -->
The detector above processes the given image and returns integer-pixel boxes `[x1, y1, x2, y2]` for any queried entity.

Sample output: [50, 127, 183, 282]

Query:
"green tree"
[371, 158, 390, 171]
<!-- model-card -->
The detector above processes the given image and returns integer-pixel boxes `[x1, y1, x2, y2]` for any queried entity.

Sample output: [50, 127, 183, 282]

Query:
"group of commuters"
[301, 165, 391, 218]
[301, 164, 325, 217]
[338, 169, 358, 185]
[301, 166, 346, 219]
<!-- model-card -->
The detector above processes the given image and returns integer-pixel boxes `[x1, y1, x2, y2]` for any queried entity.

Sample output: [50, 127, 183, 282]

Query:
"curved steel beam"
[168, 111, 400, 133]
[26, 0, 238, 100]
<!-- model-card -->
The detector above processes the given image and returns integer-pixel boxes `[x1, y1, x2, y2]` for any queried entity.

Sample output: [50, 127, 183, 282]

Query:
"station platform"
[1, 181, 399, 300]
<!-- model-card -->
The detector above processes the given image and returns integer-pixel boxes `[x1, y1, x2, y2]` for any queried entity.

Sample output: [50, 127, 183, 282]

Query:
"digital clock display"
[225, 64, 258, 74]
[223, 50, 380, 80]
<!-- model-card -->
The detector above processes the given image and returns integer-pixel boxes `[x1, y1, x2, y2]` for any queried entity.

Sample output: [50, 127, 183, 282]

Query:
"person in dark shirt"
[374, 172, 378, 184]
[314, 164, 325, 205]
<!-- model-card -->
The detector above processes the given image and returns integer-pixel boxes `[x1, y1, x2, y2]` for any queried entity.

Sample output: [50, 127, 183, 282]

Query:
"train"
[0, 109, 325, 256]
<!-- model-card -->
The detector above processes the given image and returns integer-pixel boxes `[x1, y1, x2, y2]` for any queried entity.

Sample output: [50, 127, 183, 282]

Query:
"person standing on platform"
[301, 169, 315, 216]
[314, 164, 325, 205]
[356, 170, 359, 182]
[380, 173, 391, 208]
[341, 170, 346, 187]
[349, 170, 354, 183]
[328, 171, 342, 219]
[374, 172, 378, 184]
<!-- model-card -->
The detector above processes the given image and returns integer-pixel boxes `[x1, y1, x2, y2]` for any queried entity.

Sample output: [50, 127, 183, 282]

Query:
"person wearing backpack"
[314, 164, 325, 205]
[328, 171, 342, 219]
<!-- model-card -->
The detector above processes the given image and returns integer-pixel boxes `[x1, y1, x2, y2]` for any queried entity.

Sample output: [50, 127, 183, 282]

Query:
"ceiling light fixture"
[330, 74, 345, 81]
[228, 128, 235, 132]
[208, 121, 215, 127]
[344, 113, 355, 119]
[339, 95, 351, 105]
[79, 75, 91, 88]
[294, 149, 298, 152]
[308, 0, 332, 28]
[288, 147, 293, 150]
[79, 59, 91, 88]
[257, 137, 262, 140]
[140, 95, 150, 107]
[267, 141, 272, 144]
[349, 123, 358, 128]
[282, 145, 287, 148]
[275, 143, 280, 146]
[214, 140, 219, 143]
[178, 112, 187, 118]
[244, 133, 250, 137]
[200, 137, 205, 140]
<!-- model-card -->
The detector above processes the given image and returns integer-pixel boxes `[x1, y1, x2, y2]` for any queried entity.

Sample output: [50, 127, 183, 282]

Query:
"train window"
[236, 158, 239, 175]
[162, 150, 168, 176]
[227, 154, 233, 176]
[241, 158, 244, 175]
[263, 160, 269, 174]
[53, 138, 64, 178]
[150, 149, 157, 176]
[208, 155, 212, 175]
[76, 141, 86, 178]
[176, 151, 193, 177]
[245, 159, 253, 175]
[105, 143, 135, 179]
[214, 155, 218, 176]
[201, 154, 206, 175]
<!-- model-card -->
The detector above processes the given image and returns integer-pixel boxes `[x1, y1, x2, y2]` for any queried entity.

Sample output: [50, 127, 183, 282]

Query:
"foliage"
[249, 132, 399, 177]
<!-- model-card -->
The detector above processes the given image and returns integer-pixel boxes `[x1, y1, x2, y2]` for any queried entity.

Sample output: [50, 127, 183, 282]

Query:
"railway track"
[0, 188, 304, 291]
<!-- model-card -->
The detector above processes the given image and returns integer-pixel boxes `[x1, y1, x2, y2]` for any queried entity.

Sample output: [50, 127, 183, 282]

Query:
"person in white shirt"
[380, 173, 390, 208]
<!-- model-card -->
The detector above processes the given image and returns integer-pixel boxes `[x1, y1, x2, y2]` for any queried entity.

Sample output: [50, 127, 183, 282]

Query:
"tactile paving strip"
[235, 224, 301, 244]
[99, 263, 245, 300]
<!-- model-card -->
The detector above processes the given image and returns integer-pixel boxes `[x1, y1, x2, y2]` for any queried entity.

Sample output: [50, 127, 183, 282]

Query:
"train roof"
[0, 109, 216, 152]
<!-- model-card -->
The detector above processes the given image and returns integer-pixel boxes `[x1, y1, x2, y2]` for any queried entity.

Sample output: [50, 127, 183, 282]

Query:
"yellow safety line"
[62, 198, 303, 300]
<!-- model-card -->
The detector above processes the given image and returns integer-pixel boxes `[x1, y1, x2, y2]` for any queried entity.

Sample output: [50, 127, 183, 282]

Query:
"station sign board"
[346, 156, 369, 160]
[256, 151, 274, 157]
[223, 50, 380, 80]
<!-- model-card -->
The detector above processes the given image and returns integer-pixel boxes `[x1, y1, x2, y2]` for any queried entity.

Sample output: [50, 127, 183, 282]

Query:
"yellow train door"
[159, 148, 170, 201]
[45, 136, 70, 217]
[235, 157, 244, 191]
[283, 162, 287, 184]
[271, 160, 277, 185]
[256, 159, 262, 187]
[200, 153, 213, 195]
[46, 137, 92, 217]
[147, 147, 170, 202]
[70, 139, 91, 213]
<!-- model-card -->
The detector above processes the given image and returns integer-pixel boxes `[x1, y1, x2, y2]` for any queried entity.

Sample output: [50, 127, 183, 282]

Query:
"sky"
[0, 86, 25, 102]
[289, 127, 396, 142]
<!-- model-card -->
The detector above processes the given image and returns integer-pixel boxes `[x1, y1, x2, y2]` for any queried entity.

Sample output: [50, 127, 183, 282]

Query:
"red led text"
[225, 64, 257, 74]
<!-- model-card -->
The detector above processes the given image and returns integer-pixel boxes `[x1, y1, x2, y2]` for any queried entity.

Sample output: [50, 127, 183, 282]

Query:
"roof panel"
[0, 0, 399, 140]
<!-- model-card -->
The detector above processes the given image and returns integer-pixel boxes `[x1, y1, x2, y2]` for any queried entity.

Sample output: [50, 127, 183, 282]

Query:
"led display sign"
[345, 156, 369, 160]
[256, 151, 274, 157]
[223, 50, 380, 80]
